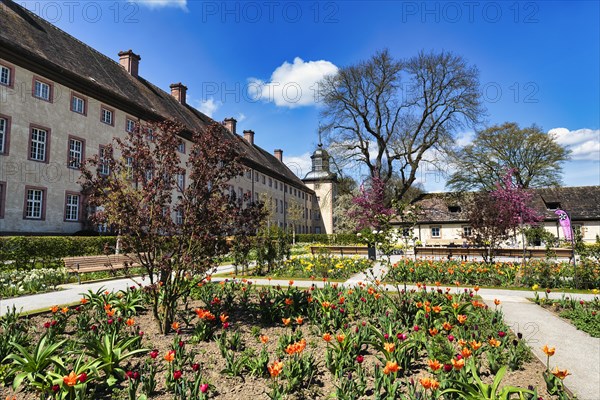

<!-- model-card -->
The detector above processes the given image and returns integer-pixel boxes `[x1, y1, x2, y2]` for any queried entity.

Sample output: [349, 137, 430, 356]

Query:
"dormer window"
[448, 205, 461, 213]
[546, 202, 561, 210]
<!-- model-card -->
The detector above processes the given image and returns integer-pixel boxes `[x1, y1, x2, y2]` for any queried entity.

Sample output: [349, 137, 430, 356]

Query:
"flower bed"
[386, 259, 600, 290]
[531, 291, 600, 337]
[0, 280, 572, 399]
[0, 268, 68, 297]
[270, 255, 373, 280]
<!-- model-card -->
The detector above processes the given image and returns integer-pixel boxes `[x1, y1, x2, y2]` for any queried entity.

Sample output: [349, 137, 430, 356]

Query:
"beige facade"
[403, 188, 600, 247]
[415, 220, 600, 247]
[0, 56, 320, 235]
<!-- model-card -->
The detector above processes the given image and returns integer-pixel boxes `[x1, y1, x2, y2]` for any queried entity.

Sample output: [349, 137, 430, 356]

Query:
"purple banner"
[555, 209, 573, 241]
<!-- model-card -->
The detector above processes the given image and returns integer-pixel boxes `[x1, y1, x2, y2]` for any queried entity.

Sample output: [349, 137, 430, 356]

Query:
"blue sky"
[21, 0, 600, 190]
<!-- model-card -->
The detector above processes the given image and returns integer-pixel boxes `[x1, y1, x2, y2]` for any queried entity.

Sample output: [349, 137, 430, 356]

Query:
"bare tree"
[319, 49, 484, 200]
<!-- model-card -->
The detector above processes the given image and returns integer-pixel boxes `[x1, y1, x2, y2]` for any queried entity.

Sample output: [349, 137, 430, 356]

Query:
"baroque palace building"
[0, 0, 336, 235]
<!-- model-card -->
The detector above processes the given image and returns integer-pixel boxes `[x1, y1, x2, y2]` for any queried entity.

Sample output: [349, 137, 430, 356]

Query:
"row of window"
[0, 64, 189, 155]
[0, 117, 185, 170]
[0, 183, 81, 221]
[428, 226, 473, 238]
[247, 170, 312, 202]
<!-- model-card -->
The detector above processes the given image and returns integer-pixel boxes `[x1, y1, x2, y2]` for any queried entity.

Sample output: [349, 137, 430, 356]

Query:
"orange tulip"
[285, 298, 294, 306]
[61, 307, 69, 314]
[126, 318, 135, 326]
[457, 315, 467, 324]
[336, 334, 345, 343]
[50, 305, 59, 313]
[429, 328, 439, 336]
[494, 299, 501, 306]
[282, 318, 291, 326]
[288, 280, 294, 286]
[321, 301, 331, 309]
[432, 305, 442, 313]
[104, 303, 111, 311]
[383, 342, 395, 352]
[452, 302, 459, 309]
[383, 361, 400, 374]
[220, 314, 229, 323]
[80, 298, 88, 304]
[469, 340, 482, 350]
[451, 358, 465, 370]
[488, 338, 501, 347]
[106, 309, 116, 317]
[461, 347, 472, 358]
[322, 333, 332, 342]
[551, 367, 570, 380]
[164, 350, 175, 362]
[428, 359, 442, 371]
[63, 371, 78, 387]
[259, 335, 269, 344]
[442, 322, 453, 331]
[295, 316, 304, 325]
[542, 344, 556, 357]
[420, 377, 439, 390]
[474, 286, 480, 292]
[171, 322, 180, 330]
[268, 361, 284, 377]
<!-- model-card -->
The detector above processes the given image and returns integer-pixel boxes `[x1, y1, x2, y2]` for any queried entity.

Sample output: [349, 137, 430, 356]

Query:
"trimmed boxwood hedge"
[294, 233, 360, 245]
[0, 236, 118, 270]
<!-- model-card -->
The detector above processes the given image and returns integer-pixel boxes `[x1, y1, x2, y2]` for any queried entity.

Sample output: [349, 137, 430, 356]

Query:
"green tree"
[319, 49, 484, 200]
[447, 122, 570, 191]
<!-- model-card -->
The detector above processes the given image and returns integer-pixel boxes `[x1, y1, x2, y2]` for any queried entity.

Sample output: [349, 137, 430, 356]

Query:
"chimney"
[223, 118, 237, 135]
[274, 149, 283, 162]
[118, 50, 141, 77]
[243, 130, 255, 145]
[170, 83, 187, 105]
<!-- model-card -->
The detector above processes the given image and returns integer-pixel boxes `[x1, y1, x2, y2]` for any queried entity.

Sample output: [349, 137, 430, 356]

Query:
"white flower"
[372, 230, 378, 234]
[357, 233, 362, 237]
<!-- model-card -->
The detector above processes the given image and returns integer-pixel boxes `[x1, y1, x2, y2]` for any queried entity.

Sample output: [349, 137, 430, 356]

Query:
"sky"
[19, 0, 600, 191]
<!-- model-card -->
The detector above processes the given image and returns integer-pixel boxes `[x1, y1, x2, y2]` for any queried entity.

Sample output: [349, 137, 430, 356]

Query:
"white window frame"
[176, 209, 184, 225]
[68, 138, 83, 168]
[65, 194, 80, 221]
[101, 108, 113, 125]
[34, 80, 50, 101]
[99, 146, 110, 175]
[431, 226, 441, 238]
[177, 173, 185, 191]
[126, 118, 136, 133]
[462, 225, 472, 238]
[26, 189, 44, 219]
[30, 127, 47, 161]
[0, 66, 10, 86]
[72, 95, 85, 114]
[0, 118, 6, 154]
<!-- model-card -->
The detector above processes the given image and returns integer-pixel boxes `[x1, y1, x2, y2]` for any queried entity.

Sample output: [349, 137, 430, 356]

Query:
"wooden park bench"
[310, 246, 369, 256]
[63, 254, 140, 284]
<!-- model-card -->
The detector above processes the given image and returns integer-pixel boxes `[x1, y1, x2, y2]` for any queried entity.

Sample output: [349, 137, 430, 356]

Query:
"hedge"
[294, 233, 360, 245]
[0, 236, 118, 270]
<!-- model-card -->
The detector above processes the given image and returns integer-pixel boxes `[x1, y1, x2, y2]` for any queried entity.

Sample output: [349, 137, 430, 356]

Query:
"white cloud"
[283, 152, 312, 178]
[454, 131, 475, 147]
[194, 98, 221, 118]
[132, 0, 187, 10]
[549, 128, 600, 161]
[236, 113, 247, 123]
[248, 57, 338, 108]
